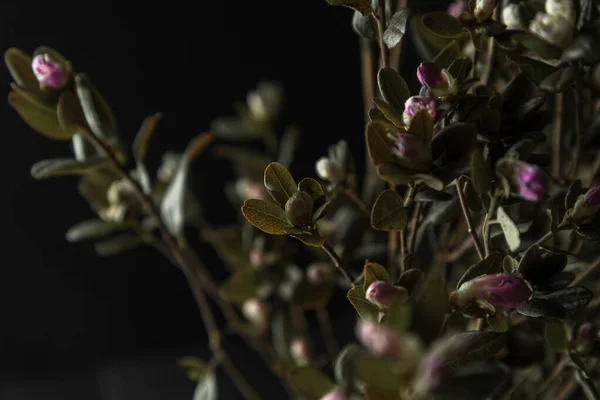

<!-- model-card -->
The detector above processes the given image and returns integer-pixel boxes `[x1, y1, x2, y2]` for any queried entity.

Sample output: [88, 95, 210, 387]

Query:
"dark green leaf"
[371, 189, 408, 231]
[536, 271, 575, 293]
[94, 233, 145, 257]
[366, 120, 395, 165]
[376, 162, 412, 184]
[347, 285, 380, 322]
[565, 179, 585, 210]
[75, 74, 118, 140]
[288, 367, 335, 400]
[381, 303, 412, 334]
[447, 57, 472, 82]
[325, 0, 372, 16]
[277, 125, 301, 168]
[202, 227, 251, 271]
[353, 350, 404, 391]
[372, 98, 404, 127]
[421, 12, 463, 38]
[536, 286, 593, 318]
[517, 298, 566, 320]
[65, 219, 125, 243]
[334, 344, 360, 385]
[471, 148, 492, 195]
[377, 67, 411, 116]
[192, 370, 217, 400]
[363, 262, 390, 290]
[133, 113, 163, 162]
[431, 123, 477, 163]
[288, 231, 325, 247]
[443, 331, 506, 369]
[411, 273, 449, 343]
[8, 89, 73, 140]
[562, 35, 600, 65]
[421, 196, 460, 226]
[369, 107, 388, 122]
[219, 269, 257, 304]
[352, 11, 377, 39]
[507, 54, 559, 86]
[241, 199, 292, 235]
[432, 40, 461, 70]
[518, 246, 568, 286]
[411, 173, 445, 191]
[540, 66, 578, 93]
[410, 12, 455, 61]
[545, 322, 567, 351]
[408, 109, 434, 143]
[31, 157, 108, 179]
[456, 252, 502, 289]
[214, 145, 270, 181]
[298, 178, 326, 208]
[512, 32, 562, 59]
[4, 48, 38, 92]
[383, 9, 411, 49]
[497, 206, 521, 252]
[57, 90, 85, 131]
[264, 162, 298, 206]
[397, 268, 424, 294]
[292, 281, 332, 309]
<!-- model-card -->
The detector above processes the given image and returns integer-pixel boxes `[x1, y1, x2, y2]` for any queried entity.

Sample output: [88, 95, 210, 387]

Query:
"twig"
[482, 194, 499, 257]
[406, 202, 422, 257]
[388, 0, 408, 72]
[372, 0, 388, 68]
[390, 229, 399, 281]
[552, 93, 564, 179]
[480, 9, 498, 86]
[455, 178, 485, 260]
[321, 242, 353, 285]
[360, 39, 379, 205]
[316, 308, 339, 364]
[342, 188, 370, 216]
[570, 256, 600, 286]
[569, 88, 584, 179]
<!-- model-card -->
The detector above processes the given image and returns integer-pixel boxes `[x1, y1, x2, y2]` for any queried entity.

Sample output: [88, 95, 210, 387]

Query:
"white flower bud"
[502, 4, 526, 30]
[474, 0, 496, 21]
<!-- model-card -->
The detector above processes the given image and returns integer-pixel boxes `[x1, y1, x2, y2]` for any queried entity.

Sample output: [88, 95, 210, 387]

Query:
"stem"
[372, 0, 388, 68]
[406, 202, 422, 255]
[569, 88, 583, 179]
[342, 188, 370, 216]
[389, 229, 399, 281]
[571, 256, 600, 286]
[482, 194, 499, 257]
[361, 39, 380, 206]
[480, 11, 497, 86]
[456, 179, 485, 260]
[552, 93, 564, 179]
[321, 242, 353, 285]
[316, 308, 339, 364]
[532, 222, 569, 248]
[389, 0, 408, 72]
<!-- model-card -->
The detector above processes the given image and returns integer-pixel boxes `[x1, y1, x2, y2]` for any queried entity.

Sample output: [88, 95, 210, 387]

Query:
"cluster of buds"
[451, 273, 533, 312]
[529, 0, 575, 48]
[512, 161, 548, 202]
[403, 96, 437, 126]
[391, 133, 433, 172]
[365, 281, 409, 309]
[31, 53, 67, 89]
[417, 62, 458, 100]
[575, 322, 598, 354]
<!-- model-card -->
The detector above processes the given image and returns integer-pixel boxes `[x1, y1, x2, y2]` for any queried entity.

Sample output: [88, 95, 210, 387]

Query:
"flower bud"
[571, 188, 600, 221]
[241, 299, 270, 328]
[529, 12, 573, 49]
[403, 96, 437, 126]
[391, 133, 433, 171]
[502, 4, 526, 30]
[235, 177, 269, 201]
[365, 281, 409, 309]
[357, 321, 402, 358]
[290, 337, 311, 366]
[316, 157, 342, 183]
[285, 191, 314, 227]
[320, 387, 348, 400]
[447, 0, 468, 18]
[473, 0, 497, 21]
[306, 262, 334, 286]
[416, 62, 458, 99]
[454, 273, 533, 309]
[545, 0, 575, 22]
[31, 54, 67, 89]
[577, 322, 596, 343]
[585, 185, 600, 206]
[512, 162, 548, 201]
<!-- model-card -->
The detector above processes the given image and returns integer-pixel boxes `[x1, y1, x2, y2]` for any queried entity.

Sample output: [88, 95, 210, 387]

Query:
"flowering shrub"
[5, 0, 600, 399]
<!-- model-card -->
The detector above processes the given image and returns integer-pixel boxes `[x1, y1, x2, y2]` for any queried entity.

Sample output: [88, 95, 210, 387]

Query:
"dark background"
[0, 1, 444, 398]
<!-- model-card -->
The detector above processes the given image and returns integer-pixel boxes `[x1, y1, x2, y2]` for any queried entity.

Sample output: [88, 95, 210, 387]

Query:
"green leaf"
[214, 145, 271, 181]
[94, 233, 145, 256]
[470, 148, 492, 195]
[497, 206, 521, 252]
[347, 285, 380, 322]
[334, 344, 360, 384]
[241, 199, 293, 235]
[178, 357, 210, 381]
[443, 331, 506, 369]
[288, 231, 325, 247]
[382, 303, 412, 334]
[219, 269, 258, 304]
[507, 54, 558, 86]
[397, 268, 424, 294]
[192, 370, 217, 400]
[5, 48, 39, 92]
[411, 174, 445, 191]
[8, 89, 74, 140]
[202, 227, 251, 271]
[383, 9, 411, 49]
[65, 219, 125, 243]
[325, 0, 372, 15]
[447, 57, 472, 82]
[288, 367, 335, 400]
[408, 109, 434, 143]
[517, 298, 566, 320]
[536, 286, 593, 319]
[372, 97, 404, 127]
[133, 113, 163, 162]
[57, 90, 86, 130]
[371, 189, 408, 231]
[411, 273, 449, 344]
[431, 122, 477, 163]
[352, 11, 377, 40]
[540, 66, 577, 93]
[75, 73, 118, 140]
[545, 322, 567, 352]
[456, 252, 502, 289]
[298, 178, 326, 208]
[292, 280, 333, 309]
[377, 68, 411, 117]
[31, 157, 108, 179]
[264, 162, 298, 206]
[353, 350, 404, 391]
[376, 162, 412, 185]
[363, 262, 390, 290]
[366, 120, 395, 165]
[421, 12, 463, 38]
[160, 133, 213, 235]
[432, 40, 461, 69]
[411, 12, 455, 61]
[512, 32, 562, 60]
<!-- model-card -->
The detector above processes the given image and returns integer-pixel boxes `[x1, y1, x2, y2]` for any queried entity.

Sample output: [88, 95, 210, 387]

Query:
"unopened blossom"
[235, 177, 269, 201]
[502, 3, 526, 30]
[290, 337, 310, 366]
[447, 0, 468, 18]
[455, 273, 533, 309]
[242, 299, 270, 328]
[31, 54, 67, 89]
[357, 321, 403, 358]
[417, 62, 458, 99]
[585, 185, 600, 206]
[545, 0, 576, 22]
[529, 12, 573, 48]
[316, 157, 342, 183]
[306, 262, 334, 286]
[473, 0, 497, 21]
[391, 133, 432, 171]
[365, 281, 409, 309]
[320, 387, 348, 400]
[513, 162, 548, 201]
[403, 96, 437, 126]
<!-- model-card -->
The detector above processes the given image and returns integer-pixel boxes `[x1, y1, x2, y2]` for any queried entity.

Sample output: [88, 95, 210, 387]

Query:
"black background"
[0, 1, 445, 398]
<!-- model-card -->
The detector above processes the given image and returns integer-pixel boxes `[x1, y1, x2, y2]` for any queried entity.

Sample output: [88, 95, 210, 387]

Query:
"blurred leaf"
[376, 162, 412, 185]
[414, 188, 453, 202]
[565, 179, 585, 210]
[242, 199, 292, 235]
[214, 145, 270, 181]
[536, 286, 593, 319]
[411, 273, 449, 343]
[354, 349, 404, 391]
[421, 196, 460, 226]
[264, 162, 297, 206]
[178, 357, 210, 382]
[470, 148, 492, 195]
[382, 303, 412, 334]
[432, 40, 460, 70]
[202, 227, 251, 271]
[365, 387, 400, 400]
[160, 133, 213, 235]
[31, 157, 108, 179]
[411, 173, 445, 191]
[487, 311, 509, 332]
[431, 123, 477, 163]
[77, 167, 120, 212]
[456, 252, 502, 289]
[512, 32, 562, 59]
[397, 268, 424, 294]
[517, 298, 566, 320]
[325, 0, 372, 15]
[219, 269, 258, 304]
[540, 66, 577, 93]
[8, 89, 73, 140]
[192, 370, 217, 400]
[292, 281, 333, 309]
[377, 68, 411, 117]
[57, 90, 85, 130]
[352, 11, 377, 39]
[507, 54, 558, 86]
[75, 73, 118, 140]
[288, 367, 335, 400]
[4, 48, 38, 92]
[371, 189, 408, 231]
[133, 113, 163, 162]
[518, 246, 567, 286]
[447, 57, 472, 82]
[545, 322, 567, 352]
[66, 219, 125, 242]
[373, 97, 404, 127]
[334, 344, 360, 384]
[277, 125, 300, 168]
[410, 13, 454, 61]
[366, 120, 395, 165]
[383, 9, 411, 49]
[363, 262, 390, 290]
[347, 285, 380, 322]
[421, 12, 463, 38]
[298, 178, 325, 208]
[444, 331, 506, 369]
[94, 233, 145, 256]
[408, 109, 434, 143]
[497, 206, 521, 252]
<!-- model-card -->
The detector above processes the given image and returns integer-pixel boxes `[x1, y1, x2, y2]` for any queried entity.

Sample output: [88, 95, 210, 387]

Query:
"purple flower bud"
[31, 54, 67, 89]
[403, 96, 437, 125]
[320, 387, 348, 400]
[447, 0, 468, 18]
[513, 162, 548, 201]
[456, 273, 533, 309]
[391, 133, 433, 171]
[307, 262, 334, 286]
[417, 62, 458, 98]
[585, 185, 600, 206]
[365, 281, 409, 309]
[357, 321, 403, 358]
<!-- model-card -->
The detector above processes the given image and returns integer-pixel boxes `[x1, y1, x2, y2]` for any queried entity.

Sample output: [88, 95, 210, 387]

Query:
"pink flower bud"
[365, 281, 409, 309]
[474, 0, 497, 21]
[403, 96, 437, 125]
[306, 262, 334, 286]
[316, 157, 342, 183]
[357, 321, 402, 357]
[417, 62, 458, 98]
[455, 273, 533, 309]
[31, 54, 67, 89]
[290, 337, 310, 366]
[391, 133, 432, 171]
[513, 162, 548, 201]
[585, 185, 600, 206]
[447, 0, 468, 18]
[320, 387, 348, 400]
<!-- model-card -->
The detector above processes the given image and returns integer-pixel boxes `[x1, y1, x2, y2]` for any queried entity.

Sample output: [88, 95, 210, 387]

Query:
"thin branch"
[482, 194, 499, 257]
[569, 88, 584, 179]
[571, 256, 600, 286]
[321, 242, 353, 285]
[552, 93, 564, 180]
[316, 308, 339, 364]
[480, 9, 498, 86]
[372, 0, 388, 68]
[342, 187, 370, 216]
[389, 0, 408, 72]
[455, 179, 485, 260]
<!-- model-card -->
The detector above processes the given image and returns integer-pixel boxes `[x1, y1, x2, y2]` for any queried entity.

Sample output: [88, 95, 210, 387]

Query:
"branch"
[455, 178, 484, 260]
[321, 241, 354, 285]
